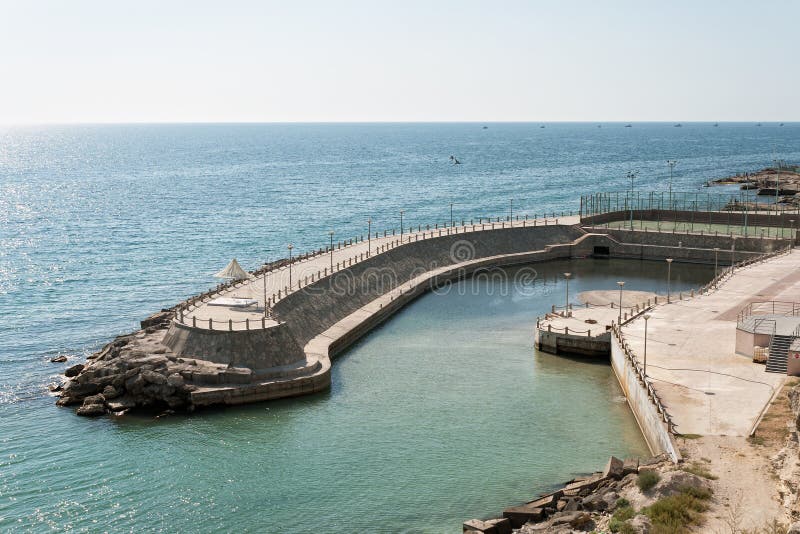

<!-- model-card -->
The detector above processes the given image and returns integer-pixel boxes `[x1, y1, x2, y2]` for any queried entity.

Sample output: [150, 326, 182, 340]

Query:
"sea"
[1, 122, 798, 532]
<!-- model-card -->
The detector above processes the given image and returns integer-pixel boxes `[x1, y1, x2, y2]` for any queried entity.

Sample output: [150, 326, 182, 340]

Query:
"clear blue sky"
[1, 0, 797, 123]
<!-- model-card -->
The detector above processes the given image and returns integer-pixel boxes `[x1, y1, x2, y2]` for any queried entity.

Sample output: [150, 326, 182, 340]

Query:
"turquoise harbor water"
[1, 123, 799, 532]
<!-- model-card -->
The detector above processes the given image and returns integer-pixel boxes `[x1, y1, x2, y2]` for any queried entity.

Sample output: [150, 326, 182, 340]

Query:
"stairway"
[766, 334, 794, 373]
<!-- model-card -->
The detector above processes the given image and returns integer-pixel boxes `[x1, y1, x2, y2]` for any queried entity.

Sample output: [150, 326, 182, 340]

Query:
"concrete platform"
[620, 251, 800, 436]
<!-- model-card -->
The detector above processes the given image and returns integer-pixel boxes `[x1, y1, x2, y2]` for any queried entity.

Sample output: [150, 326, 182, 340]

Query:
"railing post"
[229, 319, 233, 331]
[209, 318, 213, 330]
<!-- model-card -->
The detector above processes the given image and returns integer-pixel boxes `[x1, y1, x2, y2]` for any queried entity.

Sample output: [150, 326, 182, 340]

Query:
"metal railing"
[581, 191, 800, 218]
[175, 214, 573, 330]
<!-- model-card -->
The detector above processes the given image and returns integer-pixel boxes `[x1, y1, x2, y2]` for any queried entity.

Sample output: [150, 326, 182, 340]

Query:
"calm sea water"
[1, 123, 798, 532]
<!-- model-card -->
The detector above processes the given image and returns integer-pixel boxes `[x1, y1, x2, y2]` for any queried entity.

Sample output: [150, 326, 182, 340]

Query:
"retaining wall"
[610, 333, 681, 461]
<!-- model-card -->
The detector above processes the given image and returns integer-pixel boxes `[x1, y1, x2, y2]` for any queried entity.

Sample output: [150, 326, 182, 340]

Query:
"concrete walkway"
[620, 251, 800, 436]
[184, 215, 579, 329]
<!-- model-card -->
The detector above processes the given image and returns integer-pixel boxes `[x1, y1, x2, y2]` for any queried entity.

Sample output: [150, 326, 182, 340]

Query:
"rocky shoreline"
[53, 308, 214, 416]
[713, 165, 800, 204]
[461, 454, 706, 533]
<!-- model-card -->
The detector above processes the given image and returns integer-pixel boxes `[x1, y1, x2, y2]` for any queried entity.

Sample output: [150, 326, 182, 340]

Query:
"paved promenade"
[621, 250, 800, 436]
[184, 215, 579, 329]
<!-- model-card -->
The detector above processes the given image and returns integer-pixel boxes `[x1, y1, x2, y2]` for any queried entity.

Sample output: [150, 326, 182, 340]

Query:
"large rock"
[628, 514, 652, 533]
[550, 511, 594, 530]
[623, 457, 640, 476]
[50, 355, 68, 363]
[64, 364, 84, 377]
[76, 401, 106, 416]
[652, 470, 712, 498]
[603, 456, 625, 479]
[102, 385, 121, 400]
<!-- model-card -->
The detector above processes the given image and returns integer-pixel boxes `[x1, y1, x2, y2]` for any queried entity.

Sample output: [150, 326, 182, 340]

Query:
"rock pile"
[55, 309, 241, 416]
[461, 454, 706, 534]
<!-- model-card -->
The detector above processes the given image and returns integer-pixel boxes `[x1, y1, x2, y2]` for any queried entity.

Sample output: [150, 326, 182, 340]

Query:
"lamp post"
[287, 244, 293, 288]
[627, 170, 638, 230]
[643, 314, 651, 377]
[617, 281, 625, 324]
[264, 272, 274, 317]
[665, 258, 673, 303]
[510, 198, 514, 222]
[450, 202, 454, 227]
[714, 247, 719, 279]
[731, 236, 736, 271]
[367, 218, 372, 257]
[667, 160, 677, 207]
[564, 272, 572, 316]
[400, 210, 404, 240]
[329, 231, 334, 271]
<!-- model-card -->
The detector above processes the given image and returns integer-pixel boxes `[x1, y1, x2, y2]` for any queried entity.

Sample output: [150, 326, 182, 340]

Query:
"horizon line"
[1, 120, 798, 127]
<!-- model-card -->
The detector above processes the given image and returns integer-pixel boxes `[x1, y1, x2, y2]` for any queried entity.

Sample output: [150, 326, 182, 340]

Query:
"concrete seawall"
[610, 329, 681, 461]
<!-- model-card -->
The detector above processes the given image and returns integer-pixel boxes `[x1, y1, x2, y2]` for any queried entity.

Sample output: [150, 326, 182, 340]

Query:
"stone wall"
[274, 224, 585, 347]
[163, 321, 305, 371]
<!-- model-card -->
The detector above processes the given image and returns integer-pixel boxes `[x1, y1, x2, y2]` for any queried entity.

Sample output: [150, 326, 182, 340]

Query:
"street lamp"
[564, 273, 572, 316]
[627, 170, 638, 230]
[287, 244, 293, 288]
[667, 160, 677, 206]
[329, 231, 334, 271]
[731, 237, 737, 271]
[617, 281, 625, 324]
[263, 271, 268, 317]
[368, 218, 372, 257]
[643, 314, 651, 377]
[713, 248, 719, 280]
[510, 198, 514, 222]
[400, 210, 405, 240]
[665, 258, 673, 303]
[450, 202, 454, 227]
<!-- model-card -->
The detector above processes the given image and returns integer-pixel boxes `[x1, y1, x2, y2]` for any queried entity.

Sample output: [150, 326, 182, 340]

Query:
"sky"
[0, 0, 798, 123]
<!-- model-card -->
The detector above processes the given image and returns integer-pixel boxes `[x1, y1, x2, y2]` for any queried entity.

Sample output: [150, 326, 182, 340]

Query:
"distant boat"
[540, 125, 545, 129]
[449, 155, 461, 165]
[482, 126, 488, 129]
[674, 123, 682, 127]
[757, 123, 762, 126]
[625, 124, 632, 128]
[597, 124, 602, 128]
[780, 123, 785, 127]
[714, 123, 719, 127]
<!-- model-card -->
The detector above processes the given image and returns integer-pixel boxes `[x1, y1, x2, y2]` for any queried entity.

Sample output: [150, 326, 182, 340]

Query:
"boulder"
[102, 385, 121, 400]
[76, 401, 106, 416]
[47, 383, 63, 392]
[652, 470, 712, 499]
[550, 511, 593, 530]
[603, 456, 625, 479]
[83, 394, 105, 405]
[141, 369, 167, 385]
[50, 355, 68, 363]
[62, 380, 101, 398]
[526, 490, 562, 510]
[788, 522, 800, 534]
[64, 364, 85, 377]
[580, 492, 608, 511]
[107, 396, 137, 412]
[623, 457, 640, 476]
[167, 373, 185, 388]
[628, 514, 652, 533]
